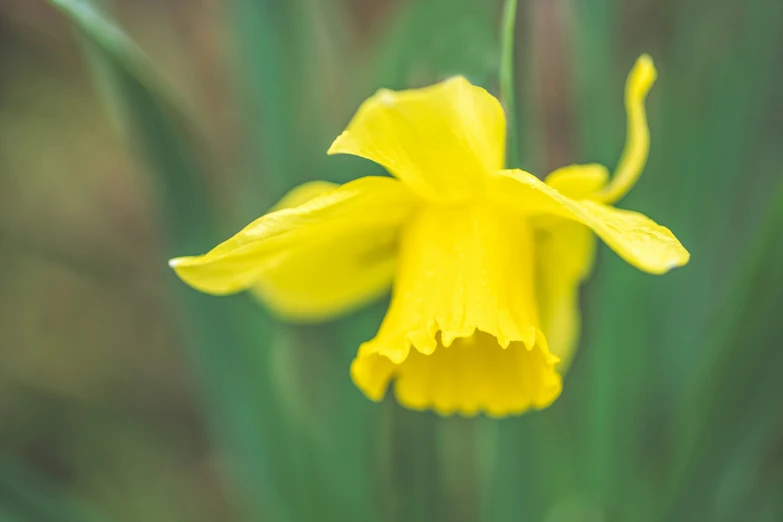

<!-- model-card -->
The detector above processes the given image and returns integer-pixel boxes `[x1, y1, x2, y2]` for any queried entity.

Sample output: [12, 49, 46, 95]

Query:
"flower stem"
[500, 0, 519, 169]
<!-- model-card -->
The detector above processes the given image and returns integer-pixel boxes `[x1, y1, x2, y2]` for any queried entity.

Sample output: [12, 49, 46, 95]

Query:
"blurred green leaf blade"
[44, 1, 293, 520]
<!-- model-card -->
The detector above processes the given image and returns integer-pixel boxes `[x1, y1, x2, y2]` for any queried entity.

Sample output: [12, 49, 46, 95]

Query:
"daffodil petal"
[594, 54, 657, 203]
[489, 169, 690, 274]
[251, 228, 399, 321]
[545, 163, 609, 199]
[246, 179, 401, 320]
[328, 76, 505, 202]
[269, 180, 339, 211]
[533, 217, 596, 369]
[169, 176, 418, 319]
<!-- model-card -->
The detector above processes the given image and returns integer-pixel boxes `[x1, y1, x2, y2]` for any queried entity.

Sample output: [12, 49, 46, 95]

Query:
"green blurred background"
[1, 0, 782, 521]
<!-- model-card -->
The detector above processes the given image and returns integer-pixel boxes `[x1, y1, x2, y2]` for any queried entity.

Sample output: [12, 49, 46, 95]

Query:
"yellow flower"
[170, 55, 689, 417]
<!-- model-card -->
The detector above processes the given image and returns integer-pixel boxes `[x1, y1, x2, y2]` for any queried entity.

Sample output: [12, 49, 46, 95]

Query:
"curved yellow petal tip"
[637, 53, 655, 71]
[593, 53, 658, 204]
[327, 132, 349, 156]
[631, 54, 657, 98]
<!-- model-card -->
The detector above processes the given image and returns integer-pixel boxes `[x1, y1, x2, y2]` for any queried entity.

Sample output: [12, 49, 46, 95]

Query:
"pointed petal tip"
[375, 88, 396, 105]
[443, 74, 470, 86]
[326, 132, 349, 156]
[645, 249, 690, 275]
[168, 256, 200, 269]
[663, 250, 691, 273]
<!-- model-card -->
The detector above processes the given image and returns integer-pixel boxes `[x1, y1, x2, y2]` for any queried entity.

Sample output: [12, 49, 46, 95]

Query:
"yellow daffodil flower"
[170, 55, 689, 417]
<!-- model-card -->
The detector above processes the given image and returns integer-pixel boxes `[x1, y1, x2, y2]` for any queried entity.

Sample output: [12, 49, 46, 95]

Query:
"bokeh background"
[1, 0, 782, 521]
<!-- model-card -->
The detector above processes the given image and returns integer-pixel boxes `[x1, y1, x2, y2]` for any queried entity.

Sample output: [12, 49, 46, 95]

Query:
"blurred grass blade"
[44, 1, 291, 520]
[47, 0, 213, 248]
[0, 457, 108, 522]
[570, 0, 619, 163]
[663, 177, 783, 520]
[229, 0, 290, 209]
[655, 0, 783, 518]
[371, 0, 498, 89]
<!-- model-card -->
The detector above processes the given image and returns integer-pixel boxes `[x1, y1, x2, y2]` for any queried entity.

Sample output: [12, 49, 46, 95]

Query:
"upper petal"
[328, 77, 506, 203]
[169, 177, 418, 319]
[489, 169, 690, 274]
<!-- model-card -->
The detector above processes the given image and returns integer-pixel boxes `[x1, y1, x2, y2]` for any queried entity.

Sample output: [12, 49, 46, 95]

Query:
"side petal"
[545, 163, 609, 199]
[269, 180, 339, 211]
[251, 179, 394, 320]
[328, 76, 506, 202]
[251, 226, 399, 321]
[533, 217, 596, 369]
[489, 169, 690, 274]
[169, 176, 418, 319]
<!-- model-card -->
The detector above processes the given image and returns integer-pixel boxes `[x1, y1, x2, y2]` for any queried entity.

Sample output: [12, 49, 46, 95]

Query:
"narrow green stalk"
[500, 0, 519, 168]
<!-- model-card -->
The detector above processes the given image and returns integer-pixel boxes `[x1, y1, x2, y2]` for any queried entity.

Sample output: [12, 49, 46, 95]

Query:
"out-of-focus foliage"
[0, 0, 781, 521]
